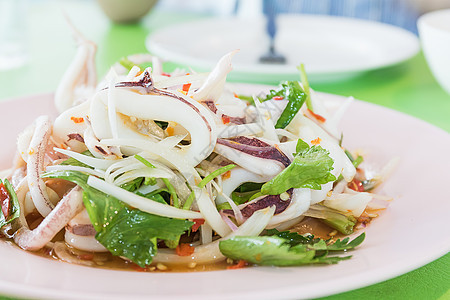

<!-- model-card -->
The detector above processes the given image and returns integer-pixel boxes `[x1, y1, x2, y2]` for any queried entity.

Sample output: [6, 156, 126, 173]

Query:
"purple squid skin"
[223, 188, 293, 218]
[217, 136, 291, 167]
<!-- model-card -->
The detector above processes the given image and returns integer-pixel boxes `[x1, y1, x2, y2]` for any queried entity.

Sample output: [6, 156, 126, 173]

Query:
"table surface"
[0, 1, 449, 299]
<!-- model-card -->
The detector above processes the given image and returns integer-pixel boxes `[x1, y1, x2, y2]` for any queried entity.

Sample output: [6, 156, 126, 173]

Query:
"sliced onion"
[87, 176, 202, 219]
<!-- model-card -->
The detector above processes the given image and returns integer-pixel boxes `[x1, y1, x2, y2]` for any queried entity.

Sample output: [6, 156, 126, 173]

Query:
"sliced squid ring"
[91, 87, 217, 166]
[27, 116, 54, 217]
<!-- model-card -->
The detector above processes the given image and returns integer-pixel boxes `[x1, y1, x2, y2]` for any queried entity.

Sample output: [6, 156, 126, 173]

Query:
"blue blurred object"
[262, 0, 419, 34]
[260, 3, 287, 64]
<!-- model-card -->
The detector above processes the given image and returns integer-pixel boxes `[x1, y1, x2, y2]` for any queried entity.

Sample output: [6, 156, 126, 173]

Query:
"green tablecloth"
[0, 1, 448, 299]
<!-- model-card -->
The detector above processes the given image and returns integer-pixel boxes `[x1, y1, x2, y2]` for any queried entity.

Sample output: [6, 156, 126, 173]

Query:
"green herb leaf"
[220, 236, 316, 266]
[263, 81, 307, 129]
[96, 208, 192, 265]
[265, 229, 320, 246]
[322, 211, 357, 235]
[261, 141, 336, 195]
[120, 177, 144, 192]
[344, 150, 364, 168]
[295, 138, 310, 153]
[119, 57, 152, 72]
[198, 164, 236, 188]
[0, 179, 20, 229]
[327, 232, 365, 251]
[219, 231, 364, 266]
[297, 64, 313, 111]
[43, 170, 193, 267]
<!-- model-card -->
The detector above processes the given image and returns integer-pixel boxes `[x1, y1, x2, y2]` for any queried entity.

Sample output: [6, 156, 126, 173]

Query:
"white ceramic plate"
[0, 89, 449, 300]
[146, 15, 420, 83]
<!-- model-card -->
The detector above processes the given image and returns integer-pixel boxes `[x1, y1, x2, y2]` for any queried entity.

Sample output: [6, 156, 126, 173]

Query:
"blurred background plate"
[146, 14, 420, 83]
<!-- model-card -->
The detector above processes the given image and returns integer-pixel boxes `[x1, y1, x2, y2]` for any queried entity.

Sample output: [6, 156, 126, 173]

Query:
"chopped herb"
[297, 64, 313, 111]
[344, 150, 364, 168]
[263, 81, 307, 129]
[183, 164, 236, 210]
[198, 164, 236, 189]
[120, 177, 144, 192]
[134, 154, 156, 169]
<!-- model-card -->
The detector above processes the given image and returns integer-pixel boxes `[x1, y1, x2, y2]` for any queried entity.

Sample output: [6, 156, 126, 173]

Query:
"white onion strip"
[53, 147, 118, 170]
[46, 165, 105, 178]
[87, 176, 202, 219]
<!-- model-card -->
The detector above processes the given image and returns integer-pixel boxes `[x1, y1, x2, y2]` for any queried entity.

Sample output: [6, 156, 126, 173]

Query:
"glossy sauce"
[2, 214, 345, 272]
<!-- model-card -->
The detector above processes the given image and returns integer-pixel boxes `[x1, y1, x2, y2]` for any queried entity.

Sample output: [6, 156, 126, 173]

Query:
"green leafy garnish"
[219, 230, 365, 266]
[236, 94, 255, 106]
[321, 210, 357, 235]
[119, 57, 152, 72]
[0, 179, 20, 229]
[263, 81, 307, 129]
[120, 177, 144, 192]
[261, 139, 336, 195]
[43, 170, 193, 267]
[198, 164, 236, 189]
[183, 164, 236, 210]
[297, 64, 313, 111]
[345, 150, 364, 168]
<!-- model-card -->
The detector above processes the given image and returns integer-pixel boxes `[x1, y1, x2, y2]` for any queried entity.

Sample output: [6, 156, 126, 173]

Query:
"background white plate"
[146, 15, 420, 83]
[0, 89, 449, 300]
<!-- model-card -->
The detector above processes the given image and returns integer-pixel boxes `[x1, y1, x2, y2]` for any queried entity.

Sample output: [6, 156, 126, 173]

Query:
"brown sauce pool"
[1, 216, 344, 273]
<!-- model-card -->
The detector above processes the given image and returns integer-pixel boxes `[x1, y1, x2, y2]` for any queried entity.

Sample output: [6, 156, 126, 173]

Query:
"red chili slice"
[307, 108, 326, 123]
[227, 260, 247, 270]
[182, 83, 191, 92]
[222, 115, 230, 124]
[0, 183, 11, 219]
[348, 178, 365, 192]
[175, 243, 195, 256]
[191, 218, 205, 232]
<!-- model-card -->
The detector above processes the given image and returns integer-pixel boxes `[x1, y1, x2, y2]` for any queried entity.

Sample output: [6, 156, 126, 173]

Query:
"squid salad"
[0, 36, 395, 271]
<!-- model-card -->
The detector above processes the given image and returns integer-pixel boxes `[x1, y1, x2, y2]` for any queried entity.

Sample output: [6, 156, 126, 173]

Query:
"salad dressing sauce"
[6, 216, 338, 272]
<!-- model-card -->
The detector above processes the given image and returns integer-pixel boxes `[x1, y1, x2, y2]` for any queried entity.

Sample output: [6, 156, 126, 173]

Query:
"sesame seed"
[280, 192, 290, 201]
[328, 230, 338, 237]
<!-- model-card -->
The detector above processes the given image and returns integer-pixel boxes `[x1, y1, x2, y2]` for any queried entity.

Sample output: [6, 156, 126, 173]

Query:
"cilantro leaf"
[43, 170, 193, 267]
[327, 232, 365, 251]
[261, 141, 336, 195]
